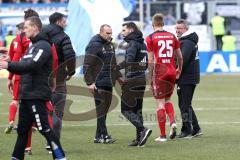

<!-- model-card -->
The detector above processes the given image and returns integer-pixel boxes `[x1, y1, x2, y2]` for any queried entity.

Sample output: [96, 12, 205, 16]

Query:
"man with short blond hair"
[146, 13, 183, 142]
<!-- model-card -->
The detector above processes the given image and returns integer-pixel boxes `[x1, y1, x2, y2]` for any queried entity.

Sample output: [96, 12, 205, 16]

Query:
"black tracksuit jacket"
[8, 33, 53, 100]
[83, 34, 121, 87]
[177, 32, 200, 85]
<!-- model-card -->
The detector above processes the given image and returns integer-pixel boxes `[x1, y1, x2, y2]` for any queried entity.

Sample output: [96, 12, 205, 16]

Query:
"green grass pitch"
[0, 75, 240, 160]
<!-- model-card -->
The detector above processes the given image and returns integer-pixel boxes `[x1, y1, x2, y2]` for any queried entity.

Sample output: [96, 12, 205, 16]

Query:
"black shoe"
[93, 136, 104, 143]
[169, 123, 177, 140]
[4, 123, 17, 134]
[103, 135, 116, 144]
[128, 139, 139, 146]
[192, 129, 203, 137]
[139, 128, 152, 146]
[177, 132, 192, 139]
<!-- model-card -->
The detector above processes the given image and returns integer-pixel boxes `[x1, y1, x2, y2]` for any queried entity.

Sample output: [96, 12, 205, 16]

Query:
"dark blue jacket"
[83, 34, 121, 87]
[118, 30, 148, 79]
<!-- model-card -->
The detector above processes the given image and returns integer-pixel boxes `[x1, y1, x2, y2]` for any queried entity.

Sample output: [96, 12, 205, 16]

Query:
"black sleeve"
[8, 46, 51, 74]
[83, 42, 102, 85]
[181, 40, 195, 68]
[62, 34, 76, 76]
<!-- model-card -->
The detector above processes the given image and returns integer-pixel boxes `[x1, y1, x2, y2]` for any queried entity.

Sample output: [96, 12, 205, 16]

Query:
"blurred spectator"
[124, 6, 140, 21]
[0, 21, 3, 36]
[210, 12, 226, 50]
[182, 2, 205, 25]
[4, 30, 15, 49]
[164, 13, 176, 25]
[222, 31, 236, 52]
[16, 22, 24, 34]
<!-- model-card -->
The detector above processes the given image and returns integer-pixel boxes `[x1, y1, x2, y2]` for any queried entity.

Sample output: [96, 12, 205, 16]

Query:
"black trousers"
[121, 78, 146, 140]
[177, 84, 200, 134]
[52, 80, 67, 139]
[12, 100, 65, 160]
[94, 86, 113, 138]
[215, 35, 223, 50]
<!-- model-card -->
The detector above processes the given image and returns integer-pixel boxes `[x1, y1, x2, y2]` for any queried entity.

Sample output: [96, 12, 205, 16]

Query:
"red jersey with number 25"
[146, 30, 180, 75]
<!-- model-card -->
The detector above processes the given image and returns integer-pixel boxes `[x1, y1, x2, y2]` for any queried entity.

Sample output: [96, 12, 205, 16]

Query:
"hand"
[176, 68, 181, 79]
[7, 79, 13, 94]
[88, 83, 97, 94]
[117, 77, 124, 86]
[66, 75, 72, 81]
[0, 61, 8, 69]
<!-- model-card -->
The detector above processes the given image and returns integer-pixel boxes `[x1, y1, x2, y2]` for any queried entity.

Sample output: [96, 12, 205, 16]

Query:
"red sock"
[26, 127, 32, 149]
[165, 102, 175, 125]
[48, 114, 53, 129]
[9, 102, 18, 123]
[157, 108, 166, 136]
[46, 101, 53, 129]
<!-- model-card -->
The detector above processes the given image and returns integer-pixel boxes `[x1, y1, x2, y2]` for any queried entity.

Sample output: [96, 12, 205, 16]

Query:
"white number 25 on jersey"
[158, 40, 173, 58]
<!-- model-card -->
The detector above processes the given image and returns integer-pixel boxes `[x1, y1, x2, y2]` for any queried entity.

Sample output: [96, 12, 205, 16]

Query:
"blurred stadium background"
[0, 0, 240, 160]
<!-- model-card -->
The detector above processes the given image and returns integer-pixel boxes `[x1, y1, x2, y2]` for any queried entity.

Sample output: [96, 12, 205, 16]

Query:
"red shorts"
[152, 70, 176, 99]
[13, 80, 20, 100]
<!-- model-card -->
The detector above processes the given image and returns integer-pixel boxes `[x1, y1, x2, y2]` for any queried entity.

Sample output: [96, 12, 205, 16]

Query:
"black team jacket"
[8, 33, 53, 100]
[42, 24, 76, 82]
[177, 32, 200, 85]
[83, 34, 121, 87]
[118, 30, 148, 79]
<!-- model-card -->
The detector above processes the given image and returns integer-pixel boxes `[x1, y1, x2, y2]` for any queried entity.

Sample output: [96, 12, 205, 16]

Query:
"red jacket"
[8, 33, 30, 81]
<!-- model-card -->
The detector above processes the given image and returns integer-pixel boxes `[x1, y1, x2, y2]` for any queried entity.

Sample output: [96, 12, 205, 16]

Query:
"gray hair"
[176, 19, 189, 30]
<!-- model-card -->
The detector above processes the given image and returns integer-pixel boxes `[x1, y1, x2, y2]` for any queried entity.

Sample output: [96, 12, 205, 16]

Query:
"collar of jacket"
[124, 30, 144, 43]
[30, 32, 49, 44]
[179, 30, 194, 39]
[51, 23, 64, 31]
[97, 34, 112, 44]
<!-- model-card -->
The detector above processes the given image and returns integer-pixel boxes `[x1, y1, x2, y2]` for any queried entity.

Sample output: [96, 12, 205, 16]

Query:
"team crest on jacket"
[102, 44, 114, 54]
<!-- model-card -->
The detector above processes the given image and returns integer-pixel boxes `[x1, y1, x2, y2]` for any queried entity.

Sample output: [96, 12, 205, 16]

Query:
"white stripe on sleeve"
[33, 49, 43, 62]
